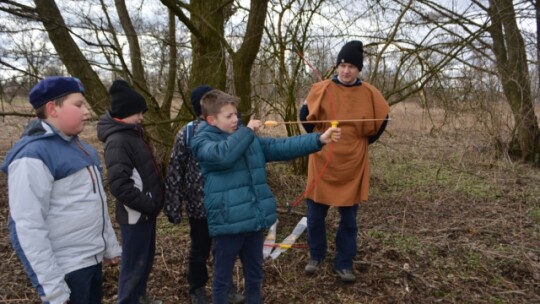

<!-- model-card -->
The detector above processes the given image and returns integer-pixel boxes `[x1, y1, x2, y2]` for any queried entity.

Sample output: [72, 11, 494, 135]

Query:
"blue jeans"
[118, 221, 156, 304]
[306, 199, 359, 270]
[212, 231, 264, 304]
[64, 263, 103, 304]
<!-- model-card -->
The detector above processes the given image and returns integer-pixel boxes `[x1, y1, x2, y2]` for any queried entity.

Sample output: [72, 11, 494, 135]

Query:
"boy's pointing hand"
[247, 119, 263, 132]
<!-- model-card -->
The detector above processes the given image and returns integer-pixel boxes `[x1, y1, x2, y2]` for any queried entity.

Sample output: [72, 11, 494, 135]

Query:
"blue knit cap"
[29, 76, 85, 109]
[190, 85, 213, 116]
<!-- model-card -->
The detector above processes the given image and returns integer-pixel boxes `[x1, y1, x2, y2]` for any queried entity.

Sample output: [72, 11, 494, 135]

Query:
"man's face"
[337, 63, 360, 85]
[50, 93, 90, 136]
[208, 104, 238, 134]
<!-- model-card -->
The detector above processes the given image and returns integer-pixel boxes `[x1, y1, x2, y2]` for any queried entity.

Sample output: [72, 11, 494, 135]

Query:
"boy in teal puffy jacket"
[190, 89, 340, 304]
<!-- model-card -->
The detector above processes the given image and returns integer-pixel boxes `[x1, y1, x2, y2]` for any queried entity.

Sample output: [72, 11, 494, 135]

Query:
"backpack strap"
[184, 121, 196, 146]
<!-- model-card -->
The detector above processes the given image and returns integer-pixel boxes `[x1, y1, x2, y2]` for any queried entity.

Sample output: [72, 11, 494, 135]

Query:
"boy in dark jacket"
[97, 80, 164, 304]
[190, 89, 341, 304]
[164, 85, 244, 304]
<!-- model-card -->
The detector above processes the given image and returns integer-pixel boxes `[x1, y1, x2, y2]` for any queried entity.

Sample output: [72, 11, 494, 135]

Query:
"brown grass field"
[1, 101, 539, 303]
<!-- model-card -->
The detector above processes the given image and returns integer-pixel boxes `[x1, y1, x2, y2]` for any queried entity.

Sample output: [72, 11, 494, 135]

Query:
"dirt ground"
[1, 102, 539, 303]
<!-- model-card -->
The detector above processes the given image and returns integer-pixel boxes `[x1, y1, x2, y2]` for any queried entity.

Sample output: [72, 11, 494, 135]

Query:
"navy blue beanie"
[336, 40, 364, 71]
[109, 80, 148, 119]
[190, 85, 213, 116]
[29, 76, 85, 109]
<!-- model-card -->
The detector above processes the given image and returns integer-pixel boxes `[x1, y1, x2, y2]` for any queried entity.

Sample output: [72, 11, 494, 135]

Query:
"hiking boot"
[228, 285, 245, 304]
[334, 268, 356, 283]
[304, 259, 321, 275]
[190, 287, 209, 304]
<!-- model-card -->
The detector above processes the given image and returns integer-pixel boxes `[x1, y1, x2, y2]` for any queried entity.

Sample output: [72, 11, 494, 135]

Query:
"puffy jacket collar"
[96, 111, 142, 143]
[1, 119, 74, 172]
[197, 121, 229, 136]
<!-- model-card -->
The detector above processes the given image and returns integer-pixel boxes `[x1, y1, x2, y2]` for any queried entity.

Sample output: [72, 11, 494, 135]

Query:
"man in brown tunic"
[299, 40, 390, 282]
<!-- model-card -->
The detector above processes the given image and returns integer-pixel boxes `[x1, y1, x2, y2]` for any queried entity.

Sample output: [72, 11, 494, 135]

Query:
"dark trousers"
[212, 231, 264, 304]
[188, 217, 212, 294]
[306, 199, 359, 270]
[118, 221, 156, 304]
[64, 263, 103, 304]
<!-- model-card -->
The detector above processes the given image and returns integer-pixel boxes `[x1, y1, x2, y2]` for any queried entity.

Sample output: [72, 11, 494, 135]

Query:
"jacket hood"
[97, 111, 140, 143]
[1, 119, 58, 173]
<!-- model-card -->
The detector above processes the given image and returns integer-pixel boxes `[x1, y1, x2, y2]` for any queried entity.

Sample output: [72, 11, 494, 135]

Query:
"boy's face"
[208, 104, 238, 134]
[337, 62, 360, 85]
[121, 112, 144, 125]
[48, 93, 90, 136]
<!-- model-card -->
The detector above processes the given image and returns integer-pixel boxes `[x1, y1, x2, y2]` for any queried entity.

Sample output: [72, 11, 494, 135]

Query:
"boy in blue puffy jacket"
[190, 89, 341, 304]
[164, 85, 244, 304]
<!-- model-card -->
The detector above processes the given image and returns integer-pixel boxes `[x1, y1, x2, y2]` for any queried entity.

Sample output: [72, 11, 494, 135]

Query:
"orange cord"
[289, 82, 337, 209]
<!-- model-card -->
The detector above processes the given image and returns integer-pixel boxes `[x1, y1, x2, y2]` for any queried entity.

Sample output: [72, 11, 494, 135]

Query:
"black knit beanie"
[336, 40, 364, 71]
[190, 85, 213, 117]
[109, 80, 148, 119]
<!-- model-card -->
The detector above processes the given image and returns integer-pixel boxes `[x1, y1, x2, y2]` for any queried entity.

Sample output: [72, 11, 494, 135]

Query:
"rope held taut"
[263, 118, 391, 127]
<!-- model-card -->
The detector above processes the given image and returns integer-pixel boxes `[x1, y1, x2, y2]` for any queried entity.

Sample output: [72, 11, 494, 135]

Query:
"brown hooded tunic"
[305, 79, 390, 206]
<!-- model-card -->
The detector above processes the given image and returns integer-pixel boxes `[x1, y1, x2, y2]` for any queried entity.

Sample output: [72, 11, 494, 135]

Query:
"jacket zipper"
[75, 138, 108, 258]
[138, 128, 163, 199]
[243, 152, 262, 228]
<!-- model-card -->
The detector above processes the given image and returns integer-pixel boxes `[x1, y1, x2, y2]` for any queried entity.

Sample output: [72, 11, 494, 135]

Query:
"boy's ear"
[45, 101, 58, 117]
[206, 115, 217, 126]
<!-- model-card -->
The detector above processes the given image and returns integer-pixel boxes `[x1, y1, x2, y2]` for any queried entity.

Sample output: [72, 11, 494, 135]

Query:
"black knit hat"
[336, 40, 364, 71]
[109, 80, 148, 119]
[190, 85, 213, 117]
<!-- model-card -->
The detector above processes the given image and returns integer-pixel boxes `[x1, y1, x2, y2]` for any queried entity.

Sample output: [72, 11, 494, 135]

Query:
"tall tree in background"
[258, 0, 330, 173]
[230, 0, 268, 118]
[535, 0, 540, 91]
[485, 0, 540, 162]
[112, 0, 176, 151]
[32, 0, 179, 160]
[380, 0, 540, 163]
[161, 0, 269, 119]
[34, 0, 110, 114]
[160, 0, 228, 90]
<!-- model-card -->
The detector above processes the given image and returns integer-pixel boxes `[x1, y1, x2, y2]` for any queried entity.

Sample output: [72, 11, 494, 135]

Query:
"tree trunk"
[114, 0, 174, 162]
[189, 0, 228, 90]
[487, 0, 540, 163]
[34, 0, 110, 115]
[231, 0, 269, 121]
[162, 0, 269, 126]
[161, 9, 177, 120]
[534, 0, 540, 98]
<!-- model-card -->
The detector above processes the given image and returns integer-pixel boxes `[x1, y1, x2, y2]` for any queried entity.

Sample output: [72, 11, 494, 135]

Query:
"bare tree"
[256, 0, 341, 173]
[160, 0, 269, 120]
[111, 0, 175, 152]
[534, 0, 540, 91]
[34, 0, 111, 114]
[2, 0, 183, 162]
[484, 0, 540, 162]
[359, 0, 539, 163]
